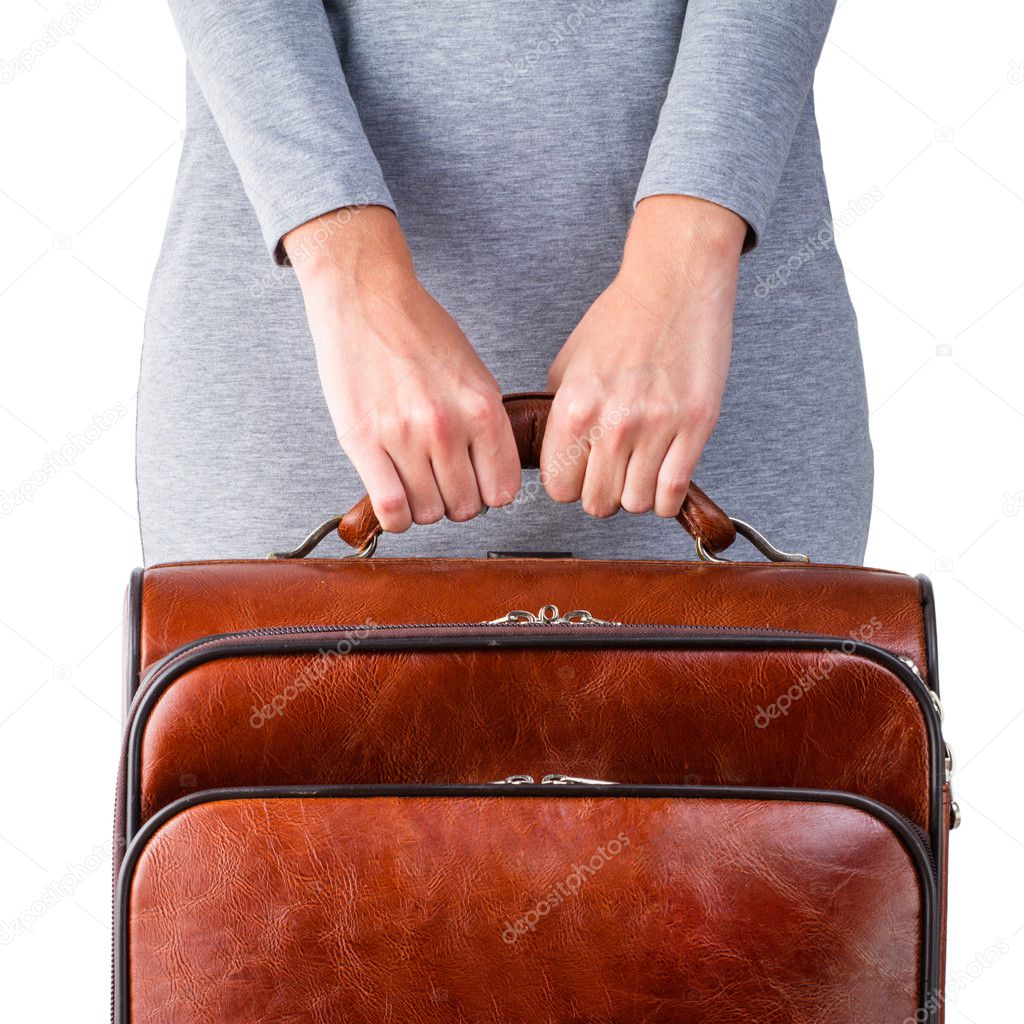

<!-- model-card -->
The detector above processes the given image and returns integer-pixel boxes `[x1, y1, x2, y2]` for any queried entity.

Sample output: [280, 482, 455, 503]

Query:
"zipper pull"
[484, 605, 622, 626]
[484, 611, 542, 625]
[492, 774, 535, 784]
[944, 744, 962, 829]
[540, 773, 617, 785]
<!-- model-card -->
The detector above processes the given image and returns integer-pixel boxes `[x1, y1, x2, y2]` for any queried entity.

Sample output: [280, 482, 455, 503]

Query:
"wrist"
[621, 195, 745, 300]
[285, 205, 417, 295]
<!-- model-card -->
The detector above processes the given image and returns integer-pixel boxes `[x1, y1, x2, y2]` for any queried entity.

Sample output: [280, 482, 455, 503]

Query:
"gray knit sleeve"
[167, 0, 394, 264]
[635, 0, 836, 249]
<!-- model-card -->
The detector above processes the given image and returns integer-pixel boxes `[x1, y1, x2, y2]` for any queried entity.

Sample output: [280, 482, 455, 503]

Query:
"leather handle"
[337, 392, 737, 554]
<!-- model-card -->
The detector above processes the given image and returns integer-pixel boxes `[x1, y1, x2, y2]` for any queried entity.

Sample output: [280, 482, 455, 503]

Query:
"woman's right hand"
[284, 205, 521, 533]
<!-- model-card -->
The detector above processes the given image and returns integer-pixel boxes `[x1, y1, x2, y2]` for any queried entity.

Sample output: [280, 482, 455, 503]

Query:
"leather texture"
[126, 794, 923, 1024]
[133, 559, 931, 681]
[137, 647, 932, 832]
[119, 542, 947, 1020]
[335, 393, 738, 554]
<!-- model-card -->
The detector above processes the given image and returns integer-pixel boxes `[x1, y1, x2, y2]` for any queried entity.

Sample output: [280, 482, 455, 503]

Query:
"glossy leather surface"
[138, 647, 932, 831]
[126, 794, 923, 1024]
[135, 559, 930, 683]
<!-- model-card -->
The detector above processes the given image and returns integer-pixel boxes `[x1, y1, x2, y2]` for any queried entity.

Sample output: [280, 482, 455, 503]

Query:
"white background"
[1, 0, 1022, 1018]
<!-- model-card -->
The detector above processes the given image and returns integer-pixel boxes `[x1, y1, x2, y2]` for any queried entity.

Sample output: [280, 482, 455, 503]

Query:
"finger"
[621, 432, 675, 514]
[418, 397, 483, 522]
[546, 337, 578, 392]
[469, 408, 521, 508]
[654, 434, 702, 518]
[388, 441, 446, 525]
[540, 393, 592, 504]
[431, 445, 484, 522]
[344, 440, 412, 533]
[580, 422, 632, 518]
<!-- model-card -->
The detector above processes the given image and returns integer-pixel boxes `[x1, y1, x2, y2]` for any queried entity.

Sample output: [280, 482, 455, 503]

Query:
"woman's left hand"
[542, 194, 746, 519]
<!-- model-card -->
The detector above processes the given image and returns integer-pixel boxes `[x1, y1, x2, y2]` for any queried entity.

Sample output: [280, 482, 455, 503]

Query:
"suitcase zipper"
[492, 774, 617, 785]
[123, 622, 950, 848]
[899, 656, 959, 827]
[138, 618, 802, 689]
[140, 618, 944, 744]
[493, 774, 936, 853]
[484, 605, 623, 626]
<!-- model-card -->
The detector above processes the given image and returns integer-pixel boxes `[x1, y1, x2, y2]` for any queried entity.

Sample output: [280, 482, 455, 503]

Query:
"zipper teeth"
[143, 620, 801, 684]
[487, 777, 935, 865]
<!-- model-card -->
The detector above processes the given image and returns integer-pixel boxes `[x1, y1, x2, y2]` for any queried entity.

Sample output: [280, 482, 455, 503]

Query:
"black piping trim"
[122, 568, 144, 720]
[917, 574, 941, 695]
[114, 783, 939, 1024]
[123, 630, 947, 863]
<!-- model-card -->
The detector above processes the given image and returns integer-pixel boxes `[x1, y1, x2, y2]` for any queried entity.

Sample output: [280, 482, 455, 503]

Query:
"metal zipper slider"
[492, 774, 535, 784]
[944, 744, 962, 829]
[540, 773, 617, 785]
[483, 605, 622, 626]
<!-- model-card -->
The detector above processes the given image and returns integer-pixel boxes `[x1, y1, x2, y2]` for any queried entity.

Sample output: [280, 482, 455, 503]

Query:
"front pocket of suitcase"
[117, 784, 937, 1024]
[126, 635, 941, 841]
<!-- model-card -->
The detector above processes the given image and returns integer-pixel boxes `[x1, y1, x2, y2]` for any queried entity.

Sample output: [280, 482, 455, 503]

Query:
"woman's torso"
[140, 0, 871, 565]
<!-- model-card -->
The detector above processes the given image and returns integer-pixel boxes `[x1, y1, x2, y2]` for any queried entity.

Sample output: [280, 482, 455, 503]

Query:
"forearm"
[637, 0, 837, 248]
[167, 0, 392, 263]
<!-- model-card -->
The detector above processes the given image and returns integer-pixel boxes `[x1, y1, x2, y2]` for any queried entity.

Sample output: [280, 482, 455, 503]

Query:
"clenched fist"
[285, 206, 520, 532]
[542, 195, 746, 519]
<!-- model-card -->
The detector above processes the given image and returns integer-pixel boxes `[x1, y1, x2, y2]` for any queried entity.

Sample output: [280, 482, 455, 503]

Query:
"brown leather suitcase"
[114, 393, 955, 1023]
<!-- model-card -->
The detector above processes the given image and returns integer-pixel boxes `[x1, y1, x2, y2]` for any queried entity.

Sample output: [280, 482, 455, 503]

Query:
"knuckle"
[658, 472, 691, 497]
[600, 417, 630, 446]
[373, 496, 410, 533]
[621, 492, 654, 515]
[420, 403, 454, 440]
[379, 514, 411, 533]
[412, 503, 445, 526]
[461, 389, 498, 429]
[374, 491, 407, 517]
[642, 399, 676, 429]
[544, 478, 580, 504]
[481, 453, 522, 508]
[559, 394, 597, 435]
[373, 408, 408, 442]
[680, 392, 719, 431]
[485, 481, 519, 508]
[446, 503, 481, 523]
[340, 421, 372, 448]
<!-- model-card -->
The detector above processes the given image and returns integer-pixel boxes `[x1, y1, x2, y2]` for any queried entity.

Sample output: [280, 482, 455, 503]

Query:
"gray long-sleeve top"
[139, 0, 874, 568]
[166, 0, 836, 262]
